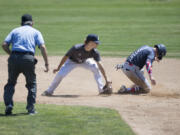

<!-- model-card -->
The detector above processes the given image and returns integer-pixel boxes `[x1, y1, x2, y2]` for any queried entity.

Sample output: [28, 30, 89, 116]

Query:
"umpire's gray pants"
[4, 53, 37, 111]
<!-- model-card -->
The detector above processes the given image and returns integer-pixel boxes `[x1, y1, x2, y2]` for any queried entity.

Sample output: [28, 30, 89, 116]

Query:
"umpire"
[2, 14, 49, 115]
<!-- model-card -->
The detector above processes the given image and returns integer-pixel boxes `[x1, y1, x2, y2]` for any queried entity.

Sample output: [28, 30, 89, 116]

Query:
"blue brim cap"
[86, 34, 101, 45]
[94, 41, 101, 45]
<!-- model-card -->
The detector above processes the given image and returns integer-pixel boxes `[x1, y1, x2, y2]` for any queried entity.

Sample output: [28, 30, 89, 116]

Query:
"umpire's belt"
[11, 51, 34, 56]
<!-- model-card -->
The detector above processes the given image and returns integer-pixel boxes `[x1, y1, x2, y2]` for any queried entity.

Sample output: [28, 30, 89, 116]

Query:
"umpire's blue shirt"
[4, 25, 45, 54]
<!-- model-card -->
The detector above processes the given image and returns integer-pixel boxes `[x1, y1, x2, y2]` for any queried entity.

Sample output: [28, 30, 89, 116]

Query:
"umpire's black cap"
[86, 34, 100, 45]
[21, 14, 33, 26]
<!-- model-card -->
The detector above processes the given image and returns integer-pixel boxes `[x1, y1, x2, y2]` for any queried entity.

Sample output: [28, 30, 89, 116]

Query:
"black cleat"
[5, 105, 13, 116]
[28, 109, 37, 115]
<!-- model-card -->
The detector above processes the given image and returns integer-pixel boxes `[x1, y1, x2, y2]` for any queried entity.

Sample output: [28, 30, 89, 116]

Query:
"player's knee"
[143, 86, 151, 93]
[140, 84, 151, 93]
[91, 64, 99, 72]
[144, 88, 150, 93]
[142, 81, 151, 93]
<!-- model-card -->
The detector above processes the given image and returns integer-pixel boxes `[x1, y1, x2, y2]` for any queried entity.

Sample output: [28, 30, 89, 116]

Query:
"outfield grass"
[0, 102, 135, 135]
[0, 0, 180, 57]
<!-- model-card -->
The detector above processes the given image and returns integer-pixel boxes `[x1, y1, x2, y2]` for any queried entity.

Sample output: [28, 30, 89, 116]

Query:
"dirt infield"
[0, 56, 180, 135]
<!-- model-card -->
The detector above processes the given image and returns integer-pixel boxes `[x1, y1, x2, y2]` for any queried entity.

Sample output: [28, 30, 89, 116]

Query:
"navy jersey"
[65, 44, 101, 63]
[126, 45, 155, 69]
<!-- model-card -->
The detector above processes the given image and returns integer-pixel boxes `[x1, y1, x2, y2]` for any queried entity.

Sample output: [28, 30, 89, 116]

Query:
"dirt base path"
[1, 56, 180, 135]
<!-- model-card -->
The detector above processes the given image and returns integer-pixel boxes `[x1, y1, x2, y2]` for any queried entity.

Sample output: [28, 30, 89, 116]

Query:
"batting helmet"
[154, 44, 166, 60]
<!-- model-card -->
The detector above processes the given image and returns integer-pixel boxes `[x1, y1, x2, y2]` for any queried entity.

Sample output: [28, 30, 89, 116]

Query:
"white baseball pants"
[46, 58, 104, 94]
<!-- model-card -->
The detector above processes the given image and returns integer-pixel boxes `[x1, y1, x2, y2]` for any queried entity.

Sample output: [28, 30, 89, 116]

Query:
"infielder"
[116, 44, 166, 94]
[42, 34, 112, 96]
[2, 14, 49, 115]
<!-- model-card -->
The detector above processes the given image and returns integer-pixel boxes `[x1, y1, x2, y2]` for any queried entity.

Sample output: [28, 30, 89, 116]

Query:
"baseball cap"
[86, 34, 100, 44]
[21, 14, 33, 25]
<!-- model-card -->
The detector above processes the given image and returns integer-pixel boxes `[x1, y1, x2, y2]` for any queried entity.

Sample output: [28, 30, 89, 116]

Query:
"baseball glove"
[101, 81, 113, 94]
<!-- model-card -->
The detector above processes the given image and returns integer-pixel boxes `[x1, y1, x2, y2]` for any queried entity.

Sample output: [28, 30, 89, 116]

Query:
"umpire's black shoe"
[28, 109, 37, 115]
[5, 105, 13, 116]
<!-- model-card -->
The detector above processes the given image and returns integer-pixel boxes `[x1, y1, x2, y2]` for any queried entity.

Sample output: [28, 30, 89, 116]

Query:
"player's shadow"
[0, 112, 28, 117]
[49, 94, 80, 98]
[114, 92, 147, 96]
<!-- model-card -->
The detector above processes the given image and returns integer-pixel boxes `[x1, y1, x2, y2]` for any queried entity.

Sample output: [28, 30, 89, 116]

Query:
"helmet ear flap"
[154, 44, 166, 60]
[158, 54, 162, 60]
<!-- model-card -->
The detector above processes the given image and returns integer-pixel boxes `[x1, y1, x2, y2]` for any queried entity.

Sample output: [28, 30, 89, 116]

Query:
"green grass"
[0, 0, 180, 57]
[0, 102, 135, 135]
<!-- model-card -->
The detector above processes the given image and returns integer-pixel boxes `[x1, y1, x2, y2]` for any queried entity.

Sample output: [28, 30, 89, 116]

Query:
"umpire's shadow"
[49, 94, 80, 98]
[0, 112, 28, 117]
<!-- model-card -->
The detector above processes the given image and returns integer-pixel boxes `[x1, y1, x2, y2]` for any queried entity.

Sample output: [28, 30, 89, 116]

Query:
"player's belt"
[126, 61, 133, 66]
[11, 51, 34, 56]
[124, 61, 140, 71]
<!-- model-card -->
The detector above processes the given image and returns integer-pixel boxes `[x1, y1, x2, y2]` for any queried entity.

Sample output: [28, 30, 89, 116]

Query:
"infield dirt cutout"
[0, 56, 180, 135]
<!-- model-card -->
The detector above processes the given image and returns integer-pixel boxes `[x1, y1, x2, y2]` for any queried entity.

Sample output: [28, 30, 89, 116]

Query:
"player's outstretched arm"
[53, 55, 69, 73]
[96, 61, 109, 84]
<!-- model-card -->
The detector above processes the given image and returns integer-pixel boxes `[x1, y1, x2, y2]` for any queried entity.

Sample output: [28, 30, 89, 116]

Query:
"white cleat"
[118, 85, 127, 94]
